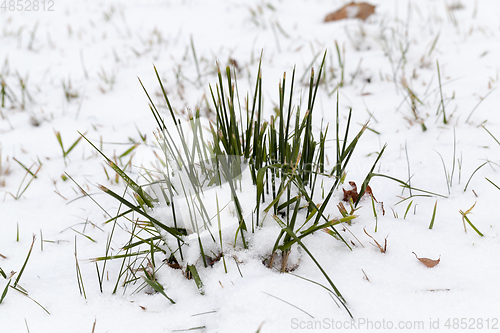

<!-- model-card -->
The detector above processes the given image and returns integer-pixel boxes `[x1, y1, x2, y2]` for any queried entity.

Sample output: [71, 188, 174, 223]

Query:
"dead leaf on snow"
[324, 2, 376, 22]
[342, 182, 385, 215]
[412, 252, 441, 268]
[342, 181, 358, 202]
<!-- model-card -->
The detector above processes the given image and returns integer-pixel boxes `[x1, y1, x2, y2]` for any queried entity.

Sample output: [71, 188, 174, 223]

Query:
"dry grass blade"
[459, 202, 483, 237]
[363, 228, 387, 253]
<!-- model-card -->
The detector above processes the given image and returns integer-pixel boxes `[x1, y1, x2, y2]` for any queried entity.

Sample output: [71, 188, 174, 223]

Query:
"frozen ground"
[1, 0, 500, 332]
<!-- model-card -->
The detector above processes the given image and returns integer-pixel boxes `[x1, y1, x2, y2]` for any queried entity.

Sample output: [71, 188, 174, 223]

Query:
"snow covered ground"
[1, 0, 500, 332]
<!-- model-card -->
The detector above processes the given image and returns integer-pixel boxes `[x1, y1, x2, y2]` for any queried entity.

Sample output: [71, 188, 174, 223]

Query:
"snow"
[1, 0, 500, 332]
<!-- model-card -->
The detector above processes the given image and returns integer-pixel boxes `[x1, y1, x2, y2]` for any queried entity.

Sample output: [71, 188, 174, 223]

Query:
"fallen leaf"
[364, 185, 385, 215]
[342, 182, 384, 215]
[324, 2, 376, 22]
[412, 252, 441, 268]
[342, 181, 358, 202]
[164, 255, 181, 269]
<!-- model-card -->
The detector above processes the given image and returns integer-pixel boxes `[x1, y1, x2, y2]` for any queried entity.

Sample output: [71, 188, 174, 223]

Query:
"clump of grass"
[79, 52, 412, 318]
[0, 70, 34, 111]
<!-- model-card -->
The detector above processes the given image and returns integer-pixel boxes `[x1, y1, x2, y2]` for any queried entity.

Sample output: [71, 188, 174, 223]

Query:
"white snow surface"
[1, 0, 500, 332]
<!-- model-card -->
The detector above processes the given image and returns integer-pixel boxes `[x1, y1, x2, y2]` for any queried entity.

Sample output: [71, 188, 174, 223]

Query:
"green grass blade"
[404, 200, 413, 219]
[142, 275, 175, 304]
[460, 212, 483, 237]
[355, 144, 387, 206]
[486, 177, 500, 191]
[429, 200, 438, 229]
[273, 215, 349, 310]
[13, 235, 36, 288]
[80, 132, 155, 208]
[463, 162, 488, 192]
[187, 265, 204, 295]
[99, 185, 185, 241]
[0, 279, 10, 304]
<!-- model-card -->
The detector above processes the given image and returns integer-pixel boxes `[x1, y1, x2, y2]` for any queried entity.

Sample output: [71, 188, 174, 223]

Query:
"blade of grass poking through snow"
[450, 127, 457, 186]
[285, 272, 352, 317]
[0, 280, 9, 304]
[436, 61, 447, 124]
[216, 195, 227, 273]
[355, 144, 387, 207]
[113, 222, 139, 294]
[486, 177, 500, 191]
[187, 265, 204, 295]
[299, 50, 321, 83]
[11, 162, 41, 200]
[335, 41, 344, 87]
[54, 131, 84, 166]
[279, 215, 356, 251]
[13, 158, 38, 178]
[65, 173, 113, 218]
[13, 235, 35, 288]
[436, 151, 450, 195]
[372, 173, 447, 198]
[142, 270, 175, 304]
[404, 200, 413, 219]
[74, 237, 87, 299]
[482, 125, 500, 146]
[405, 141, 412, 196]
[466, 88, 497, 123]
[80, 132, 156, 208]
[190, 35, 201, 83]
[459, 203, 483, 237]
[428, 200, 438, 229]
[371, 194, 378, 232]
[71, 228, 96, 243]
[98, 185, 185, 241]
[261, 291, 314, 319]
[272, 215, 350, 317]
[463, 161, 488, 192]
[10, 285, 50, 315]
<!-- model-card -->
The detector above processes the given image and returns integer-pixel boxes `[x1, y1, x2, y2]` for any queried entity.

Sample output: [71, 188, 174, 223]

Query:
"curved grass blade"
[98, 185, 185, 241]
[273, 215, 348, 309]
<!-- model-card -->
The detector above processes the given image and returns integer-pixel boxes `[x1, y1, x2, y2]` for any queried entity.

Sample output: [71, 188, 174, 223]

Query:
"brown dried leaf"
[412, 252, 441, 268]
[364, 185, 385, 215]
[324, 2, 376, 22]
[342, 182, 384, 216]
[342, 181, 358, 202]
[164, 255, 181, 270]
